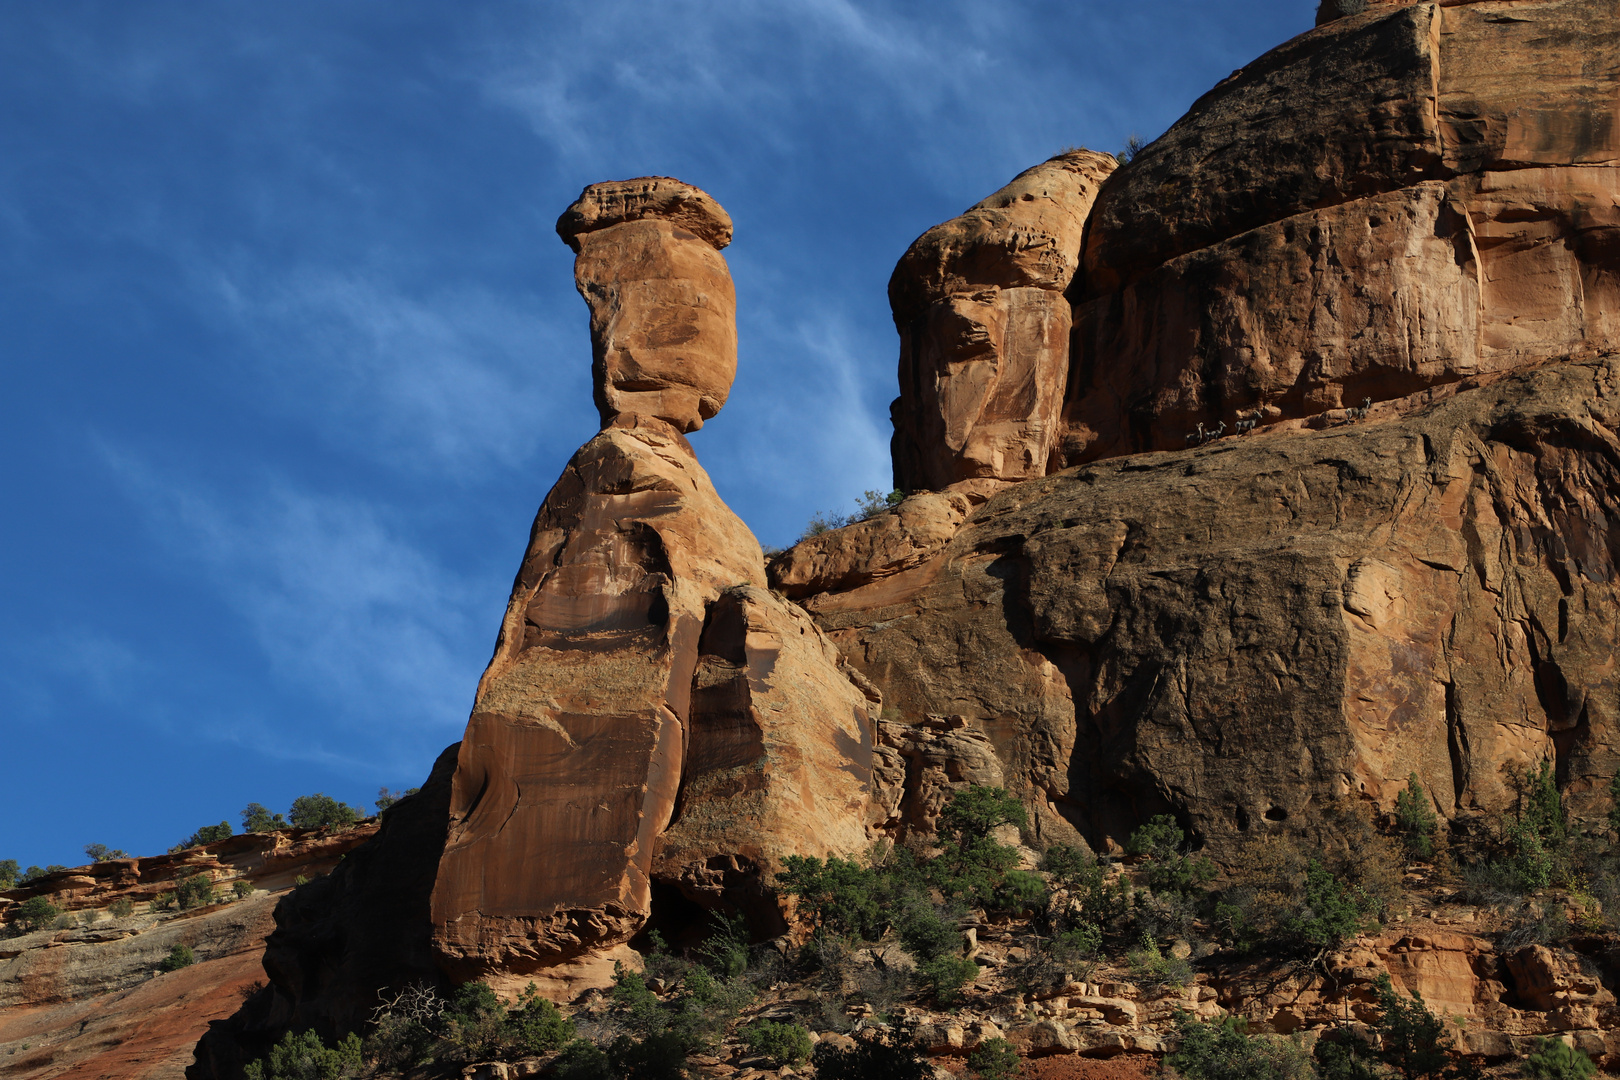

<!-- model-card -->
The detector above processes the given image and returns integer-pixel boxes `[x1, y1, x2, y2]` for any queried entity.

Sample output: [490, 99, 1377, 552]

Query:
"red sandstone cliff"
[189, 2, 1620, 1073]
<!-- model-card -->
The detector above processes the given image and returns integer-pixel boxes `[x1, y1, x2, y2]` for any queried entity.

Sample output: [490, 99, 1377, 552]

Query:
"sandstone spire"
[888, 150, 1117, 501]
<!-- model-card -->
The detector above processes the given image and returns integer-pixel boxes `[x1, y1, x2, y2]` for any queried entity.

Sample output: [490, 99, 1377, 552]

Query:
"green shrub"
[1369, 974, 1478, 1080]
[288, 794, 362, 830]
[933, 786, 1043, 911]
[0, 859, 18, 889]
[967, 1036, 1022, 1080]
[1312, 1030, 1382, 1080]
[14, 895, 62, 932]
[1049, 921, 1103, 980]
[243, 1029, 362, 1080]
[743, 1019, 812, 1066]
[22, 865, 66, 882]
[294, 874, 311, 886]
[812, 1020, 933, 1080]
[374, 786, 420, 814]
[84, 843, 129, 862]
[1395, 774, 1439, 859]
[1125, 937, 1191, 990]
[553, 1040, 613, 1080]
[160, 944, 195, 971]
[797, 490, 906, 542]
[150, 891, 177, 912]
[506, 983, 572, 1055]
[916, 955, 980, 1004]
[1042, 844, 1132, 937]
[108, 898, 135, 918]
[173, 821, 232, 852]
[176, 873, 217, 910]
[1523, 1037, 1597, 1080]
[1164, 1013, 1312, 1080]
[1215, 837, 1385, 956]
[694, 911, 749, 979]
[242, 803, 289, 833]
[1126, 815, 1216, 897]
[779, 853, 887, 942]
[234, 880, 255, 900]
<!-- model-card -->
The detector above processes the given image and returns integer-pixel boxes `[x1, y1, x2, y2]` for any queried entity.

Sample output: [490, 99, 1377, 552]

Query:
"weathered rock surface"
[430, 417, 768, 981]
[791, 356, 1620, 855]
[651, 585, 879, 927]
[890, 151, 1117, 499]
[425, 180, 883, 990]
[1057, 0, 1619, 464]
[559, 178, 737, 433]
[769, 491, 971, 600]
[0, 828, 374, 1080]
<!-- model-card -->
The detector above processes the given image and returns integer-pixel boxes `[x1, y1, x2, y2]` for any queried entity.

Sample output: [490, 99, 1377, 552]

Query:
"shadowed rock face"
[1058, 0, 1620, 463]
[889, 151, 1117, 500]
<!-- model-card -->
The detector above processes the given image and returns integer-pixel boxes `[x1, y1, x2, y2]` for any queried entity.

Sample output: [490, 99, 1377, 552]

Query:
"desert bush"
[968, 1036, 1022, 1080]
[52, 913, 76, 929]
[932, 786, 1045, 912]
[22, 864, 66, 882]
[1213, 835, 1385, 957]
[0, 859, 18, 889]
[505, 983, 572, 1055]
[1523, 1037, 1597, 1080]
[150, 891, 177, 912]
[288, 794, 362, 830]
[241, 803, 289, 833]
[1163, 1013, 1312, 1080]
[1499, 902, 1571, 953]
[1395, 774, 1439, 859]
[743, 1019, 812, 1066]
[234, 880, 255, 900]
[694, 911, 749, 979]
[1115, 134, 1146, 165]
[1125, 937, 1191, 990]
[108, 898, 135, 918]
[1127, 815, 1217, 897]
[373, 786, 419, 813]
[160, 944, 195, 971]
[243, 1029, 362, 1080]
[779, 853, 888, 943]
[172, 821, 232, 852]
[176, 873, 216, 910]
[1366, 974, 1480, 1080]
[1043, 844, 1133, 940]
[812, 1020, 933, 1080]
[84, 843, 128, 862]
[797, 490, 906, 541]
[14, 895, 62, 932]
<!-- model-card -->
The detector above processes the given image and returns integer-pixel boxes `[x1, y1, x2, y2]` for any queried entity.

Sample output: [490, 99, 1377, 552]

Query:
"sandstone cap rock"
[556, 176, 733, 252]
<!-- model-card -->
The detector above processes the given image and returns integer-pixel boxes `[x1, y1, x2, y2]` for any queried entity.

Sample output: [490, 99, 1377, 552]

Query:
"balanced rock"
[1058, 0, 1619, 464]
[428, 181, 878, 988]
[889, 150, 1117, 499]
[558, 177, 737, 433]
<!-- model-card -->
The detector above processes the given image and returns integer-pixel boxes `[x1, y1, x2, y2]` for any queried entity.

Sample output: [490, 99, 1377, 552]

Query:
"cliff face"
[193, 0, 1620, 1071]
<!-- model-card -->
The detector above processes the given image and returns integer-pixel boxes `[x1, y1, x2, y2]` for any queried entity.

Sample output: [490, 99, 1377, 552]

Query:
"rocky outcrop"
[558, 178, 737, 433]
[889, 151, 1117, 499]
[429, 180, 879, 986]
[0, 828, 375, 1080]
[769, 491, 971, 600]
[791, 356, 1620, 855]
[1057, 0, 1618, 464]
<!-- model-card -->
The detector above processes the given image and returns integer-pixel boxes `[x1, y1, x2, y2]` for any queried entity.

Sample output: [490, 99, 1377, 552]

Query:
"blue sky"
[0, 1, 1313, 868]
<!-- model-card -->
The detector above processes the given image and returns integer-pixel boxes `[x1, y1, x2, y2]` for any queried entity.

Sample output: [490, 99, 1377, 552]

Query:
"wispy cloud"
[202, 264, 591, 477]
[102, 446, 492, 772]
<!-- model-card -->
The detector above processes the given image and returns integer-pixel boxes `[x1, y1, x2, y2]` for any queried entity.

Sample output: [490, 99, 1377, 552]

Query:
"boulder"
[1506, 944, 1616, 1012]
[769, 491, 972, 600]
[559, 178, 738, 433]
[889, 151, 1117, 498]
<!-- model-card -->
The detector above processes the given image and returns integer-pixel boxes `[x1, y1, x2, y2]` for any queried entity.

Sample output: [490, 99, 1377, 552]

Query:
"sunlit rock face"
[888, 150, 1117, 501]
[429, 178, 880, 991]
[558, 177, 738, 434]
[1058, 0, 1619, 464]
